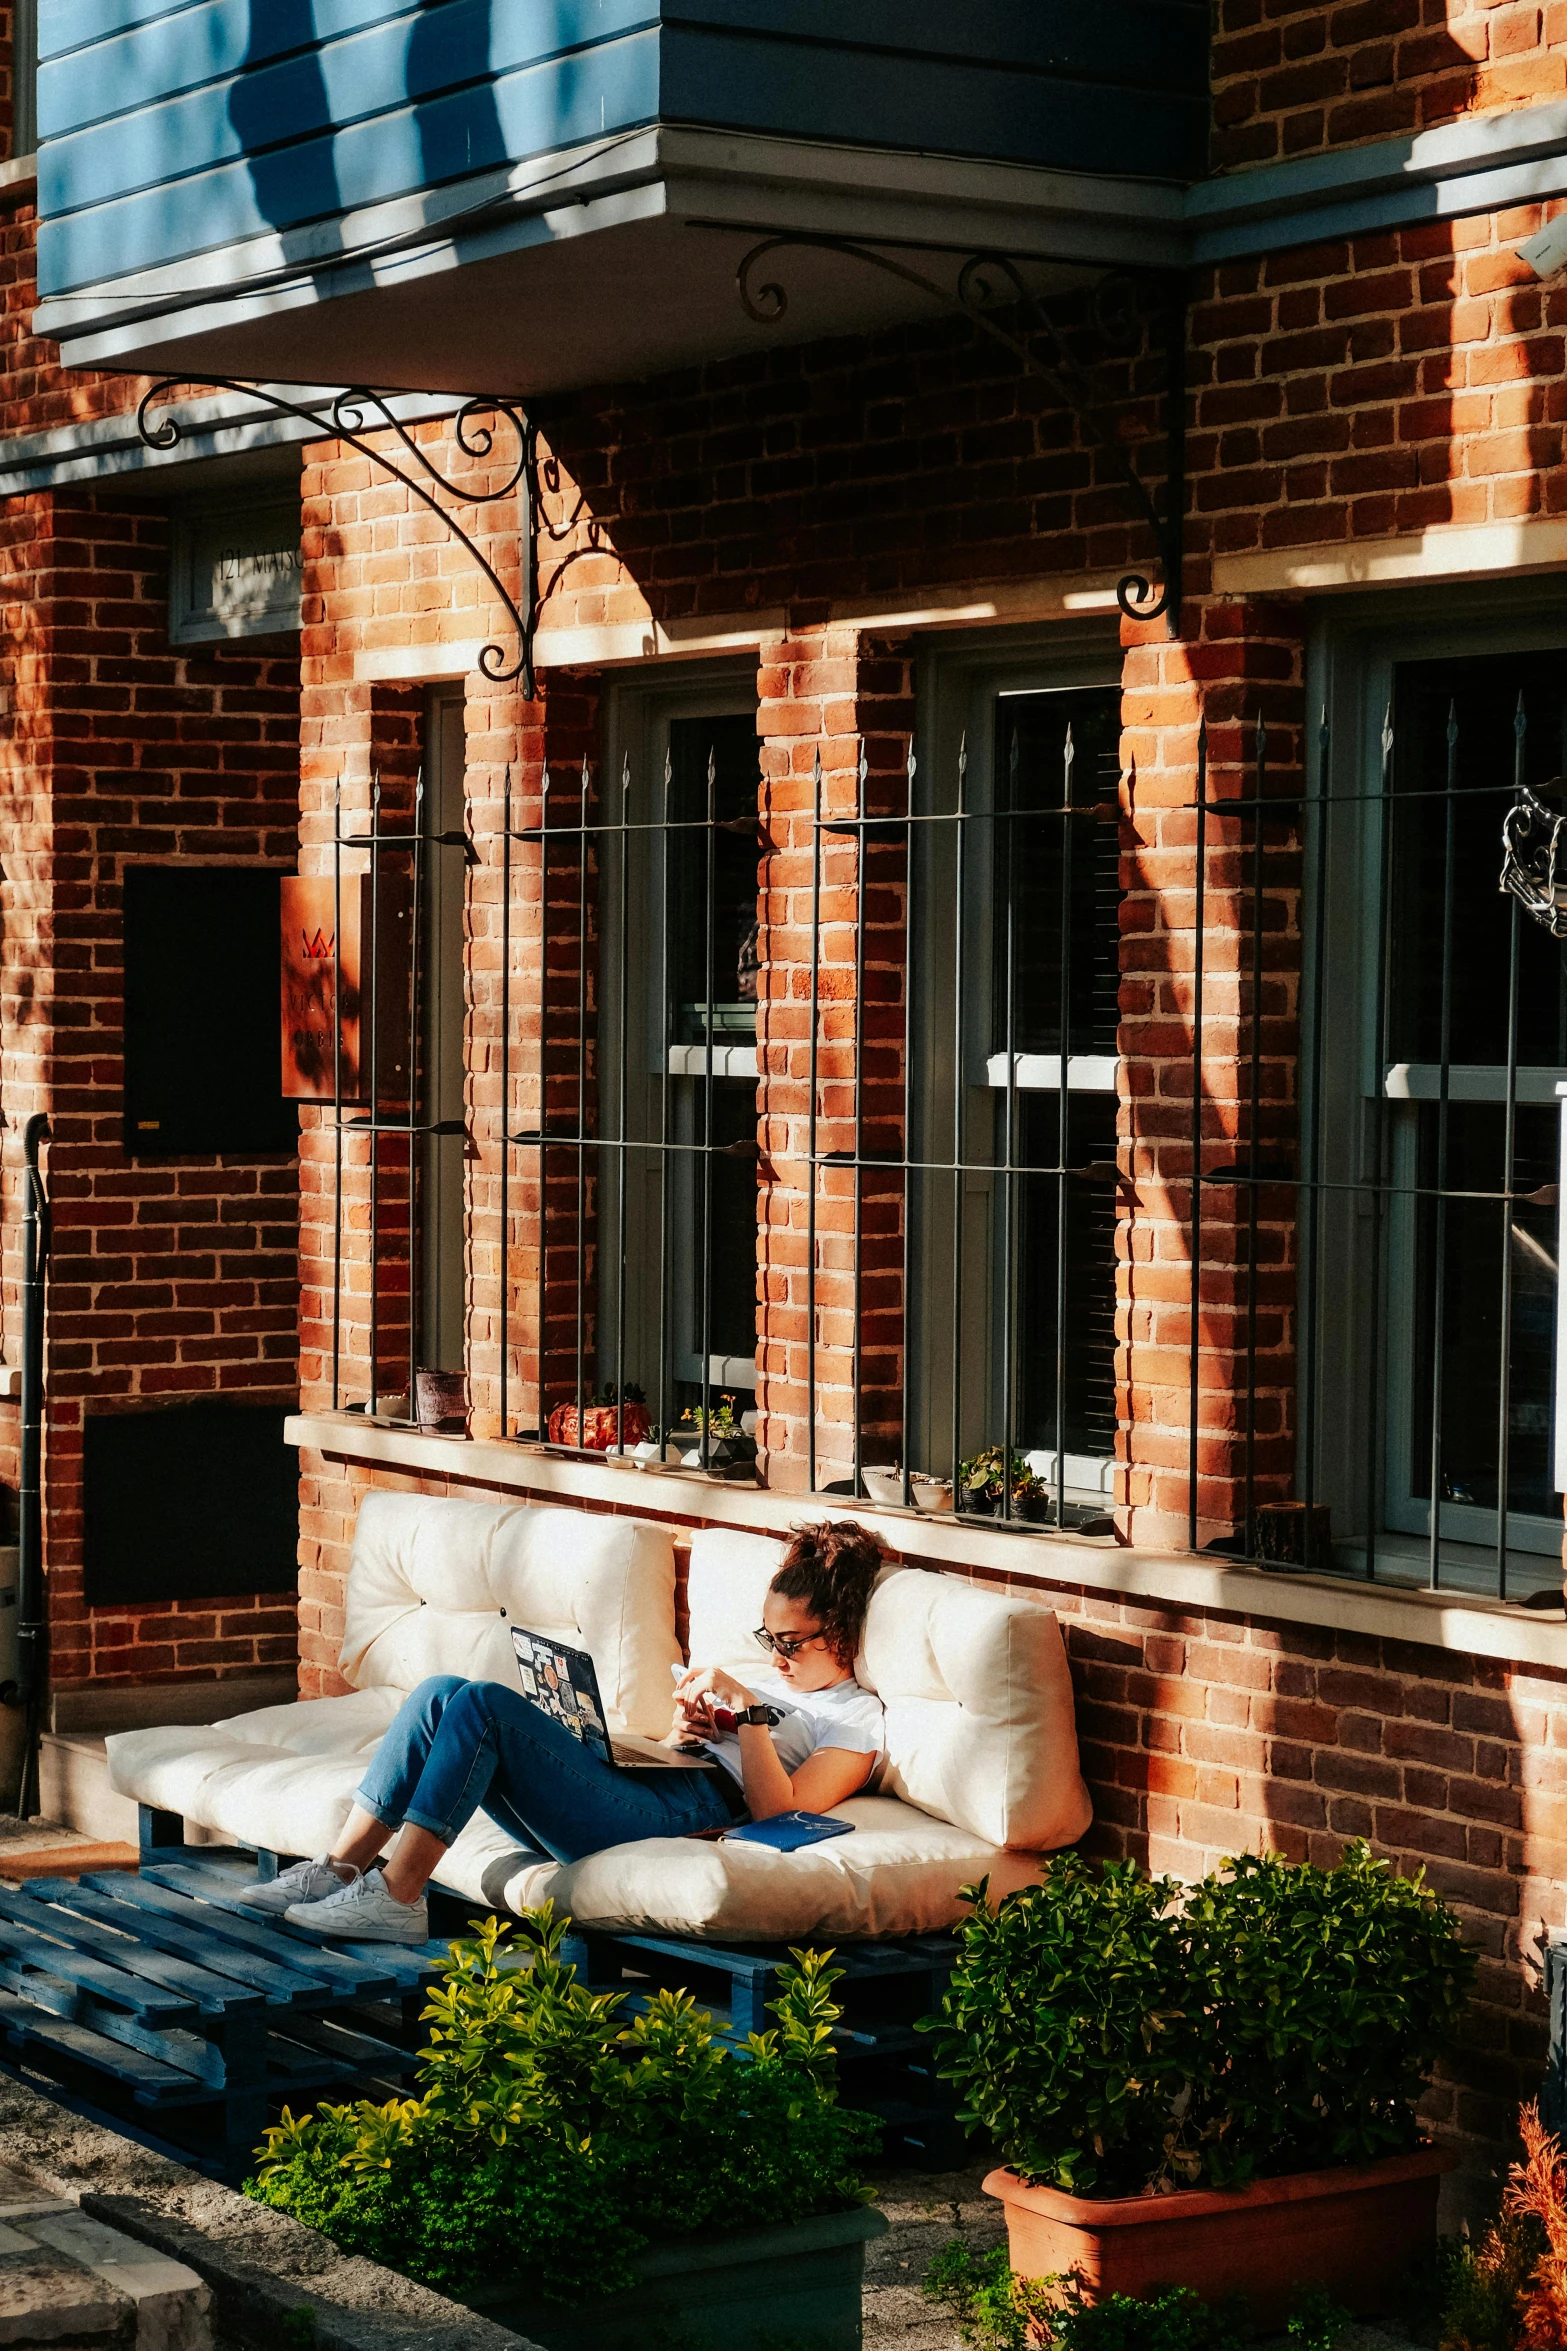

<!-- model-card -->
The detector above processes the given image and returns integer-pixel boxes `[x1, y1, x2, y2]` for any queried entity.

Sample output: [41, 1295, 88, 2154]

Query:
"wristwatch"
[712, 1701, 781, 1733]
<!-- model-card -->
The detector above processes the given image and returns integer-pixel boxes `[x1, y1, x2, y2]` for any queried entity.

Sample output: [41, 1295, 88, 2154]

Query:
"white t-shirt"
[701, 1670, 885, 1792]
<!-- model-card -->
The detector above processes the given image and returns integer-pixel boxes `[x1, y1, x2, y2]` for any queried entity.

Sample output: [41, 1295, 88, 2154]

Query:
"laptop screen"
[510, 1627, 615, 1769]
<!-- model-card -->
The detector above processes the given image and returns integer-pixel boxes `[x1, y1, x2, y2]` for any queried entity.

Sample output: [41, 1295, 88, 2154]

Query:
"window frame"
[909, 621, 1123, 1504]
[1307, 579, 1567, 1591]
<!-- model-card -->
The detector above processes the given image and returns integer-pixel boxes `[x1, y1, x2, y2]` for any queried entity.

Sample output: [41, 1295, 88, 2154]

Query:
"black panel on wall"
[123, 865, 297, 1156]
[83, 1404, 300, 1607]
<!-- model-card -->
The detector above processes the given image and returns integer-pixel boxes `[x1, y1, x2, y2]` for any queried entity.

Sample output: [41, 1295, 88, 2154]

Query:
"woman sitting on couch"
[236, 1521, 887, 1943]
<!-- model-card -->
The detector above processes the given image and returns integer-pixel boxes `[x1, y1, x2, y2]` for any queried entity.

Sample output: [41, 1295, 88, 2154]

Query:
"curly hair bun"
[769, 1519, 887, 1666]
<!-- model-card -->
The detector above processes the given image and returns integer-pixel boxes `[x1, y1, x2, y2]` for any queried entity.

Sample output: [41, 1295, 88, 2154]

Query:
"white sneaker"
[237, 1856, 356, 1916]
[284, 1866, 429, 1945]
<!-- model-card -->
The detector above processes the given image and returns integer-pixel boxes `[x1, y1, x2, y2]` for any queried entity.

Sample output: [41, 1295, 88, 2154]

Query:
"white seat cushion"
[108, 1695, 1039, 1939]
[437, 1796, 1048, 1940]
[107, 1689, 400, 1861]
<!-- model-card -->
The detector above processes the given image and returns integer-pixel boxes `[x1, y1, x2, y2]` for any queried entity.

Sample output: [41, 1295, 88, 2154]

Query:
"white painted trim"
[667, 1043, 759, 1078]
[985, 1052, 1118, 1092]
[0, 153, 36, 200]
[286, 1411, 1567, 1670]
[1214, 519, 1567, 599]
[1385, 1062, 1567, 1103]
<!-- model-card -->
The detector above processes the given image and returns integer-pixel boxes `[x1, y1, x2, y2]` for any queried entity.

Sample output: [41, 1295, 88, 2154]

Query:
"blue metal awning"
[36, 0, 1208, 392]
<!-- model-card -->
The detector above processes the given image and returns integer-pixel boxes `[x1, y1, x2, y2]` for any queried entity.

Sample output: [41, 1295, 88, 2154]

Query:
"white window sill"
[0, 153, 37, 199]
[285, 1412, 1567, 1670]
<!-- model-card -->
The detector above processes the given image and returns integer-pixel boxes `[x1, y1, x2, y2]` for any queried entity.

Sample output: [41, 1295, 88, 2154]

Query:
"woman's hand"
[674, 1663, 756, 1716]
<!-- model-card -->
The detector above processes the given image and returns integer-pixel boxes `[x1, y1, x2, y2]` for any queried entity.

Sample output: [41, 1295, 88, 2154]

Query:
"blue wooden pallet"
[0, 1852, 451, 2169]
[563, 1925, 965, 2167]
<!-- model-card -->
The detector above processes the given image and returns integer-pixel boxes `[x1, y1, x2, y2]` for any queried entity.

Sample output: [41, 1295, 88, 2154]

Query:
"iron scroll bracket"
[727, 233, 1187, 627]
[135, 379, 582, 697]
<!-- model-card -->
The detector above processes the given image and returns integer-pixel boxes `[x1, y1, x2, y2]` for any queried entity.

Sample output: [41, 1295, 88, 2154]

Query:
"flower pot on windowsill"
[958, 1487, 998, 1517]
[983, 2144, 1454, 2329]
[465, 2204, 889, 2351]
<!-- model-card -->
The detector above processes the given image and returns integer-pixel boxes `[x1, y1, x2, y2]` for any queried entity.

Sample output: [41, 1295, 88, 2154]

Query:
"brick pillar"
[756, 627, 912, 1494]
[1119, 597, 1306, 1552]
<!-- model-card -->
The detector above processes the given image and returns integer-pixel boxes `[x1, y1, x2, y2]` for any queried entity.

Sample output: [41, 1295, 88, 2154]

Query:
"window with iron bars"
[1306, 601, 1567, 1602]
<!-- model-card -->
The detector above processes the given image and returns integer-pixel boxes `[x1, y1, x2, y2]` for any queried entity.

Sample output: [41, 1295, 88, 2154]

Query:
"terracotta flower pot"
[984, 2144, 1454, 2328]
[547, 1401, 652, 1451]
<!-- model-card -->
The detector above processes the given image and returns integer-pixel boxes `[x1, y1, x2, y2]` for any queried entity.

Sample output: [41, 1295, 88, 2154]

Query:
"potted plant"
[547, 1383, 652, 1452]
[676, 1393, 756, 1469]
[958, 1447, 1007, 1515]
[250, 1907, 884, 2351]
[921, 1842, 1474, 2327]
[959, 1449, 1048, 1520]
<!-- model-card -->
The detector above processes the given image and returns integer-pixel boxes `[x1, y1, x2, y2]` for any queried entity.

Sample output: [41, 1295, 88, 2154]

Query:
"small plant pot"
[910, 1475, 954, 1514]
[861, 1466, 908, 1508]
[958, 1488, 998, 1517]
[468, 2205, 889, 2351]
[414, 1370, 468, 1435]
[1013, 1491, 1051, 1525]
[984, 2145, 1453, 2329]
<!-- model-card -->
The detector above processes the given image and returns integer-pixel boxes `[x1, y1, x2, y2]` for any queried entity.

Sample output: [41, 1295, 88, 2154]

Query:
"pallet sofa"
[105, 1491, 1093, 1942]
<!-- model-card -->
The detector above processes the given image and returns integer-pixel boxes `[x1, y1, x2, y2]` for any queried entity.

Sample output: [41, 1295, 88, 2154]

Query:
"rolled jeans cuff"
[403, 1804, 462, 1842]
[351, 1786, 405, 1830]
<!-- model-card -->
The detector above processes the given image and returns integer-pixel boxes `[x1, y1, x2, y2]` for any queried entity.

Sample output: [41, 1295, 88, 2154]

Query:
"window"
[907, 635, 1123, 1525]
[1309, 598, 1567, 1597]
[512, 676, 761, 1457]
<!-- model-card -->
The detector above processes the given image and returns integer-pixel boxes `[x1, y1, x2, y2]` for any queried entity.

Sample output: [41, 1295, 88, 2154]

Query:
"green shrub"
[922, 1840, 1474, 2199]
[247, 1904, 878, 2303]
[924, 2244, 1355, 2351]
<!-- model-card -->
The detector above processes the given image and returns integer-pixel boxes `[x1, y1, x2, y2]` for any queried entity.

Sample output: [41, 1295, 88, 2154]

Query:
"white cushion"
[106, 1690, 399, 1861]
[340, 1490, 680, 1737]
[685, 1528, 1091, 1852]
[450, 1797, 1049, 1940]
[107, 1696, 1041, 1939]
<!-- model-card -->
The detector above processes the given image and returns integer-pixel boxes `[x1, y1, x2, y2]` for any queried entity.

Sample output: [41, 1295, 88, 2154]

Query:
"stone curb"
[0, 2079, 537, 2349]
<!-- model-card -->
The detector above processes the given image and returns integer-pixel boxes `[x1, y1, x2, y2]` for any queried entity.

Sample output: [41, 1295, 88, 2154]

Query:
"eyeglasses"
[753, 1626, 828, 1661]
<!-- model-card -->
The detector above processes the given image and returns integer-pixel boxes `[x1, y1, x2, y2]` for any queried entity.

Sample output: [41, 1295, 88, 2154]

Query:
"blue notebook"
[725, 1811, 855, 1852]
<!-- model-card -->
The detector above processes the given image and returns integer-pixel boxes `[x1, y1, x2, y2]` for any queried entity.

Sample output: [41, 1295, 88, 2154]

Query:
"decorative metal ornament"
[1500, 777, 1567, 937]
[731, 232, 1186, 624]
[136, 378, 576, 695]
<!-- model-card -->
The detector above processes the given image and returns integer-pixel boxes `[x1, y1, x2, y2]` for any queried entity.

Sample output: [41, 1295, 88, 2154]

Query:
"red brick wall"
[1214, 0, 1567, 173]
[0, 487, 303, 1688]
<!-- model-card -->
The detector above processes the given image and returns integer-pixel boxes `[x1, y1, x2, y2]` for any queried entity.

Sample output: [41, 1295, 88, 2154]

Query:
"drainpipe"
[9, 1115, 49, 1816]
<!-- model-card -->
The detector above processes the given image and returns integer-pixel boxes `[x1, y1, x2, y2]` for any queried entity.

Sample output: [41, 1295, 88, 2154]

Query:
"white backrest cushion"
[865, 1568, 1088, 1851]
[339, 1491, 680, 1737]
[685, 1526, 789, 1677]
[685, 1527, 1089, 1850]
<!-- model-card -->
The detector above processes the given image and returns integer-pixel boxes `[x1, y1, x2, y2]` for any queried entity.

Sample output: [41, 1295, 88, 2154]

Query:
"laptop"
[509, 1626, 715, 1772]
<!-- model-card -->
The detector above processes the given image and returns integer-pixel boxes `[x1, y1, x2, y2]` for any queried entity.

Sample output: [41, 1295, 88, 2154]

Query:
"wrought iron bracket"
[729, 235, 1187, 627]
[136, 379, 605, 697]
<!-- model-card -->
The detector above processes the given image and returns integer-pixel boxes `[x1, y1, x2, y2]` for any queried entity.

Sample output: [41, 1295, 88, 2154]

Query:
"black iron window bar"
[327, 772, 467, 1420]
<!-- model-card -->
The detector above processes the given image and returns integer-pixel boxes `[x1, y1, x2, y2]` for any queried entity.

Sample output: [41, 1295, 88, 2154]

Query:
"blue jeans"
[353, 1675, 737, 1863]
